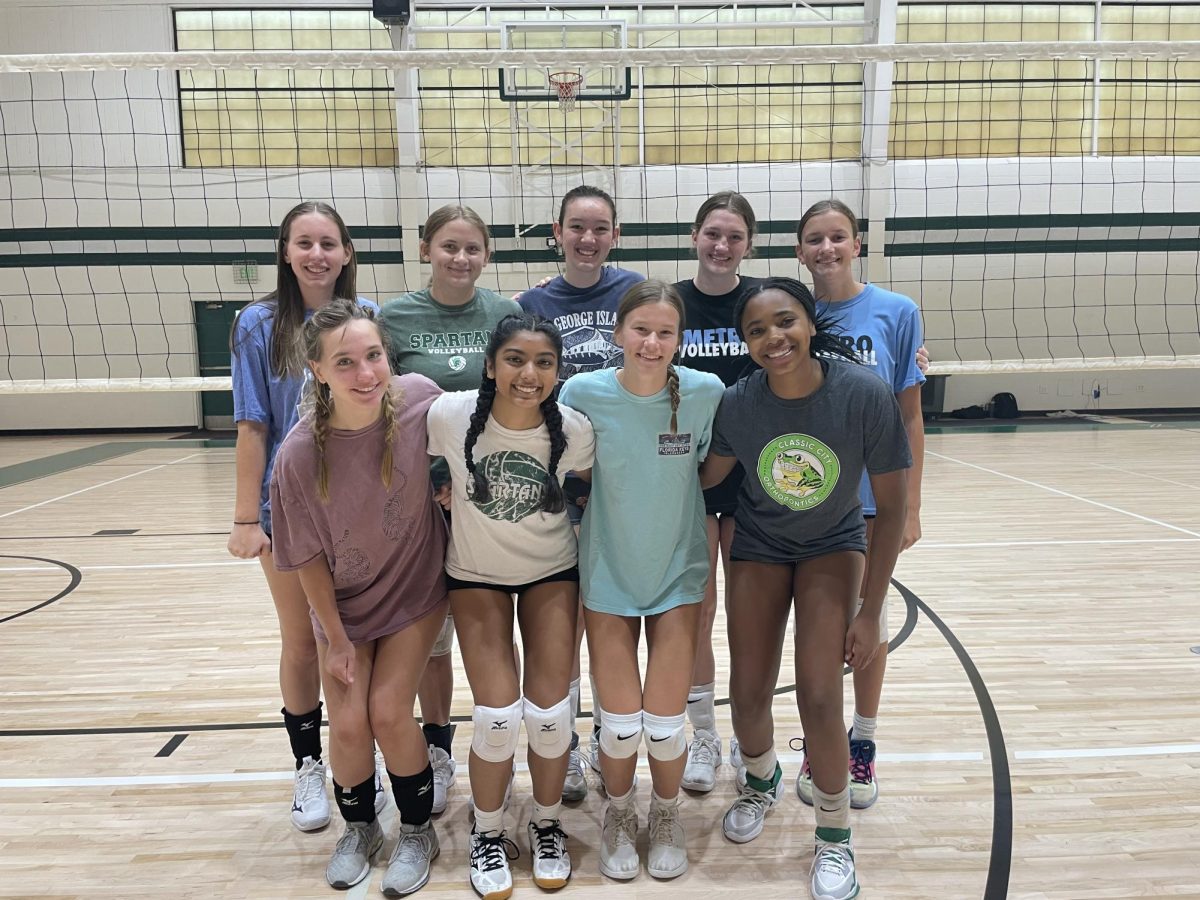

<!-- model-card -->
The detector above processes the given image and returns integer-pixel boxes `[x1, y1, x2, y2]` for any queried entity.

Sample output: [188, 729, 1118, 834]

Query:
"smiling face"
[693, 207, 752, 280]
[553, 196, 619, 281]
[614, 300, 682, 379]
[486, 330, 560, 414]
[422, 217, 490, 296]
[284, 212, 353, 307]
[796, 208, 861, 283]
[739, 288, 817, 376]
[308, 318, 391, 426]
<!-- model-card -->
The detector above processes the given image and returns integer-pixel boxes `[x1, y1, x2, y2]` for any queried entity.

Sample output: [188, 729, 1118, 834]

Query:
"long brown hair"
[693, 190, 757, 258]
[300, 299, 398, 502]
[615, 280, 686, 433]
[232, 202, 358, 379]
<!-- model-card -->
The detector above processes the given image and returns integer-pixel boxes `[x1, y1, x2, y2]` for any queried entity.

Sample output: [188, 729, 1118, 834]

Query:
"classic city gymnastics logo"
[448, 355, 467, 372]
[472, 450, 548, 522]
[756, 434, 840, 511]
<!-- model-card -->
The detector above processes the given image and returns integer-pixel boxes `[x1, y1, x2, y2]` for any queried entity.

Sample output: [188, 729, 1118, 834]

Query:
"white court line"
[0, 560, 257, 574]
[1084, 461, 1200, 492]
[1015, 743, 1200, 760]
[6, 538, 1198, 575]
[0, 452, 203, 521]
[4, 744, 1200, 789]
[928, 451, 1200, 539]
[917, 537, 1200, 549]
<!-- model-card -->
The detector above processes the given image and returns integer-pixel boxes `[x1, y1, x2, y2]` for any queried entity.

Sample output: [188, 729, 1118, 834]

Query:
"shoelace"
[733, 781, 777, 815]
[335, 821, 374, 856]
[849, 741, 875, 783]
[296, 764, 325, 805]
[394, 827, 431, 865]
[787, 737, 813, 776]
[432, 752, 454, 785]
[648, 804, 681, 846]
[472, 831, 519, 873]
[606, 806, 638, 847]
[690, 735, 719, 767]
[530, 821, 568, 859]
[814, 842, 854, 880]
[565, 750, 585, 778]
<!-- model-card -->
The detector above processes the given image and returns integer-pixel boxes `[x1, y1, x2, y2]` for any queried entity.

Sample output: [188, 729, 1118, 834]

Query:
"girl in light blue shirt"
[558, 280, 723, 884]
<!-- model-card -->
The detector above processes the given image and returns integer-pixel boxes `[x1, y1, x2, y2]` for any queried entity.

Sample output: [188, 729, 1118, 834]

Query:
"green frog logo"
[757, 435, 839, 510]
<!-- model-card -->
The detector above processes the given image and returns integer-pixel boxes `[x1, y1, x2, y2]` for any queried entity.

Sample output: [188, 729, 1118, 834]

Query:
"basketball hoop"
[549, 71, 583, 113]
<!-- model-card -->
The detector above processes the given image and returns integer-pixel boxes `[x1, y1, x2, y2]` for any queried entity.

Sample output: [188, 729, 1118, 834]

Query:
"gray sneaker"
[325, 819, 383, 888]
[561, 745, 588, 802]
[722, 766, 782, 844]
[680, 730, 721, 793]
[382, 820, 440, 897]
[647, 799, 687, 879]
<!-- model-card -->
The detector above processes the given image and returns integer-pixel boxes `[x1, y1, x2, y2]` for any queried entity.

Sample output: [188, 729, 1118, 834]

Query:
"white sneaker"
[527, 818, 572, 889]
[468, 828, 518, 900]
[291, 756, 331, 832]
[729, 736, 743, 770]
[680, 730, 721, 793]
[375, 749, 388, 816]
[325, 818, 383, 888]
[598, 803, 640, 881]
[722, 766, 782, 844]
[810, 836, 860, 900]
[430, 746, 456, 815]
[382, 820, 440, 897]
[646, 799, 687, 879]
[561, 744, 588, 802]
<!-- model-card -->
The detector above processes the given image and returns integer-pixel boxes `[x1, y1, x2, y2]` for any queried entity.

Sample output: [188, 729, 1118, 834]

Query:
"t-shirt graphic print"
[757, 434, 841, 511]
[471, 449, 552, 522]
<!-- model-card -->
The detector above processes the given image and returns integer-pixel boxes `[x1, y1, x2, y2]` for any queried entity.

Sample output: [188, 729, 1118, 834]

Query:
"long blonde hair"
[300, 299, 400, 501]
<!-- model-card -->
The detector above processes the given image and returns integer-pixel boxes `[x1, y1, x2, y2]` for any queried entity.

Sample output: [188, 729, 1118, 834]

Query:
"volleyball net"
[3, 11, 1200, 399]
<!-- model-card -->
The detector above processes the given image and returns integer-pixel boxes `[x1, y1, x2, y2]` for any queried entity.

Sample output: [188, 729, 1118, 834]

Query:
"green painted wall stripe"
[887, 212, 1200, 231]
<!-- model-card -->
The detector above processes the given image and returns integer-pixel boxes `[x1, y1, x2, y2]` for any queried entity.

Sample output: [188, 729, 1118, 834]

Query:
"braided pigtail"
[464, 377, 497, 503]
[539, 396, 568, 514]
[666, 364, 681, 434]
[379, 380, 403, 490]
[311, 380, 334, 502]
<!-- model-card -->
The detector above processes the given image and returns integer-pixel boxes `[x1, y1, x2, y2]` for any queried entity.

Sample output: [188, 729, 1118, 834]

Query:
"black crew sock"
[422, 721, 455, 756]
[389, 763, 435, 826]
[282, 703, 323, 768]
[332, 775, 377, 824]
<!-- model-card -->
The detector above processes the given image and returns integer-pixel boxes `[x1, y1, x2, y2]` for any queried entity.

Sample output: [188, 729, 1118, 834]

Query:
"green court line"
[0, 439, 234, 490]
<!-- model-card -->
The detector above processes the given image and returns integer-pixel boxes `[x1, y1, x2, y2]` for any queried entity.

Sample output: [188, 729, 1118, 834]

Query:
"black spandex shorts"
[445, 566, 579, 596]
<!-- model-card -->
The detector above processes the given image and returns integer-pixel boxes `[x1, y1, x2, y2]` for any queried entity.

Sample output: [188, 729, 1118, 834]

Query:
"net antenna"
[549, 70, 584, 114]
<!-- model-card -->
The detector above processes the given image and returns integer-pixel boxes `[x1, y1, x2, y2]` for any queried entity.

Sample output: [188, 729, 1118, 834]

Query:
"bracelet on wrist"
[233, 520, 259, 526]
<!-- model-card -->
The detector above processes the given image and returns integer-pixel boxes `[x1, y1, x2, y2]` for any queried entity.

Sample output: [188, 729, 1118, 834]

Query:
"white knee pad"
[523, 696, 573, 759]
[642, 710, 686, 761]
[430, 613, 455, 657]
[598, 708, 642, 760]
[854, 589, 889, 640]
[471, 698, 523, 763]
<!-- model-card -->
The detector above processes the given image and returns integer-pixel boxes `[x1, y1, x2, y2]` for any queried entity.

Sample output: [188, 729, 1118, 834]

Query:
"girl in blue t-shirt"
[791, 199, 927, 812]
[699, 277, 911, 900]
[518, 185, 645, 802]
[227, 201, 377, 833]
[558, 280, 724, 883]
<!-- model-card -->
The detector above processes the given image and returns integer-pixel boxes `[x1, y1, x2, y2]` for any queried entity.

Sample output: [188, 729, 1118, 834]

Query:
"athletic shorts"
[445, 566, 579, 596]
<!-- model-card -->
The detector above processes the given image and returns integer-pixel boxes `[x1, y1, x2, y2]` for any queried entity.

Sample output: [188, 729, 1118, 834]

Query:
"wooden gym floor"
[1, 418, 1198, 899]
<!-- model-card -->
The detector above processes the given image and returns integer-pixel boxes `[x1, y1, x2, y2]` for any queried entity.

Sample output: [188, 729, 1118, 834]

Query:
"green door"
[194, 300, 249, 429]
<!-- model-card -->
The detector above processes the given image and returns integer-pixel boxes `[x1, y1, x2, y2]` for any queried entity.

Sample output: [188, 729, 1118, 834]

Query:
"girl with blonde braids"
[269, 300, 448, 895]
[557, 281, 724, 882]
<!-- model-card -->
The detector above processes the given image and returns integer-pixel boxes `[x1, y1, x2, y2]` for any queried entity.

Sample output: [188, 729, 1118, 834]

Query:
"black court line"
[0, 556, 83, 624]
[156, 734, 189, 757]
[0, 532, 230, 541]
[891, 579, 1012, 900]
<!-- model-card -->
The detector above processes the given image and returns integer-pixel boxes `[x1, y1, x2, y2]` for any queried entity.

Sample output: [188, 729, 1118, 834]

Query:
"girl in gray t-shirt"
[699, 277, 911, 900]
[270, 300, 448, 896]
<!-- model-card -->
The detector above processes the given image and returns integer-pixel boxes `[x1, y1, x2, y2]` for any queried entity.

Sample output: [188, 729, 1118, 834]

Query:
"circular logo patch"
[473, 450, 548, 522]
[756, 434, 840, 511]
[448, 355, 467, 372]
